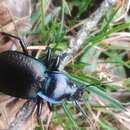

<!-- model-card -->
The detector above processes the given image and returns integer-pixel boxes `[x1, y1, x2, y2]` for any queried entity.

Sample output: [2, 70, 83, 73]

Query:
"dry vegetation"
[0, 0, 130, 130]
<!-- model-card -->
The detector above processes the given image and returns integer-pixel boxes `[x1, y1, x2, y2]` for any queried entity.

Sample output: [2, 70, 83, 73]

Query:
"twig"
[45, 112, 52, 130]
[27, 45, 46, 50]
[9, 100, 36, 130]
[59, 0, 117, 69]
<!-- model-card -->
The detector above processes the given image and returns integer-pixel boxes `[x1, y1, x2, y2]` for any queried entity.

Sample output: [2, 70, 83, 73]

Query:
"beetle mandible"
[0, 32, 84, 113]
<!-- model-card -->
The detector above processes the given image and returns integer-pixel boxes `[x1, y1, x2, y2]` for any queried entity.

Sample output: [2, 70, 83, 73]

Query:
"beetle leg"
[44, 47, 52, 66]
[51, 55, 61, 71]
[36, 97, 43, 122]
[47, 102, 53, 111]
[0, 32, 28, 54]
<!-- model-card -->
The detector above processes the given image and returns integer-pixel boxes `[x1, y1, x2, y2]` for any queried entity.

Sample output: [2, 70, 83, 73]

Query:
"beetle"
[0, 32, 84, 115]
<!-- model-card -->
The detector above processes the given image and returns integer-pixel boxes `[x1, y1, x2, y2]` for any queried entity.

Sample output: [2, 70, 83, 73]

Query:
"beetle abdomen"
[0, 51, 47, 99]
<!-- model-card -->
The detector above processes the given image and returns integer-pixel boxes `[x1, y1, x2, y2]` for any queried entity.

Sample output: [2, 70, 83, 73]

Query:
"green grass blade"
[62, 102, 80, 130]
[68, 75, 124, 110]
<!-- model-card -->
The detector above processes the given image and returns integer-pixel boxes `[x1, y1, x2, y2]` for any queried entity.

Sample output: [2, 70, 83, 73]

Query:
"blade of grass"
[62, 102, 80, 130]
[87, 22, 130, 44]
[40, 0, 45, 35]
[67, 74, 124, 110]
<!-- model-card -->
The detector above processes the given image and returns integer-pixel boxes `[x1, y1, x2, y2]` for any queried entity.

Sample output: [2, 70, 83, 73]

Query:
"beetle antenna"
[0, 32, 28, 54]
[74, 100, 87, 119]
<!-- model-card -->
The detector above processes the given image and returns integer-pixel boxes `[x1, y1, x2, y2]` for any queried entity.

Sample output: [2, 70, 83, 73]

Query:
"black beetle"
[0, 32, 84, 114]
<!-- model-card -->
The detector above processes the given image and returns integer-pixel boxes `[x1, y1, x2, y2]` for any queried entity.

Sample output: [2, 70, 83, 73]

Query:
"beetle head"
[37, 71, 84, 104]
